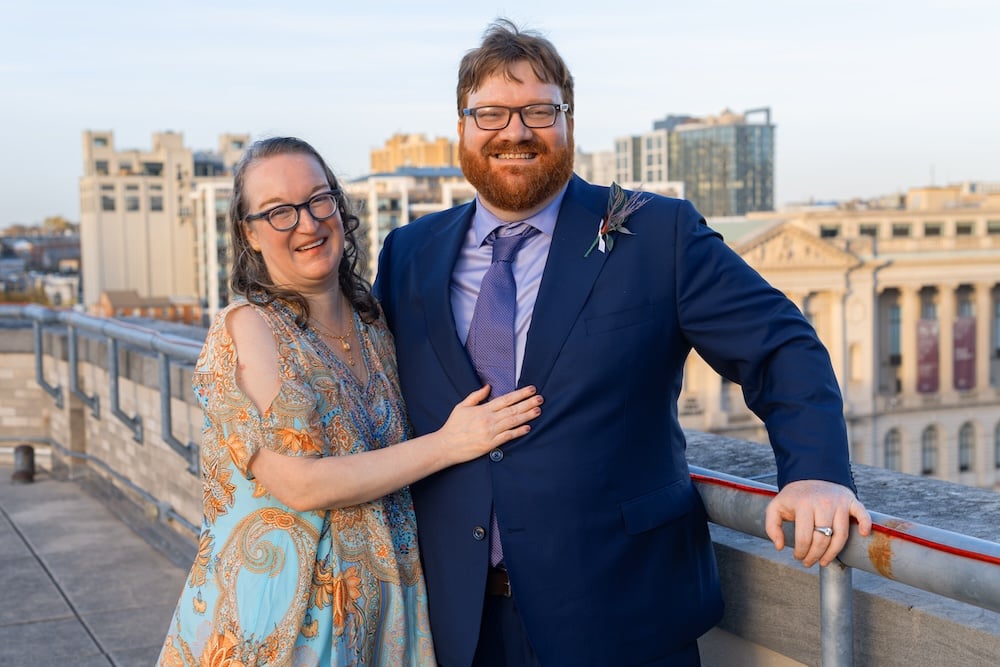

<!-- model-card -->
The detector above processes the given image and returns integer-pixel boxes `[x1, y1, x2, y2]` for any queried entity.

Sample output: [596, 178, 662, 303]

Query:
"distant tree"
[2, 223, 32, 237]
[0, 286, 50, 305]
[42, 216, 78, 234]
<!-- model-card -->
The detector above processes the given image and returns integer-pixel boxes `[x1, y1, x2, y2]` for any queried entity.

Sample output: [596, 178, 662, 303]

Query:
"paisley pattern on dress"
[158, 300, 435, 666]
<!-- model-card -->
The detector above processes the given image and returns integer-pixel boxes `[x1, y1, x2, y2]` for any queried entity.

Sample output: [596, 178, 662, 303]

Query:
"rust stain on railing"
[867, 518, 916, 579]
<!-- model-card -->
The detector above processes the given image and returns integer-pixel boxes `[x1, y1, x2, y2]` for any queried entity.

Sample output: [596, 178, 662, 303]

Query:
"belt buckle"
[489, 568, 512, 597]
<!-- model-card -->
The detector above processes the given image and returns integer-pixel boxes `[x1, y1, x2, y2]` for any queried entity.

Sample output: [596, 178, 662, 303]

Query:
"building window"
[987, 220, 1000, 235]
[718, 376, 733, 412]
[958, 294, 974, 318]
[994, 299, 1000, 357]
[923, 223, 942, 237]
[150, 196, 163, 212]
[125, 196, 140, 212]
[921, 298, 937, 320]
[888, 304, 901, 365]
[921, 426, 938, 475]
[820, 225, 840, 238]
[995, 422, 1000, 468]
[142, 162, 163, 177]
[958, 423, 975, 472]
[95, 160, 109, 176]
[100, 185, 116, 212]
[956, 221, 974, 236]
[859, 225, 878, 238]
[884, 429, 902, 471]
[892, 224, 911, 238]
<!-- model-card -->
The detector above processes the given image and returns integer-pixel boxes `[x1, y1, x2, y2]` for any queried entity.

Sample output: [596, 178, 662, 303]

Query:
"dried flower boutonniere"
[584, 181, 651, 257]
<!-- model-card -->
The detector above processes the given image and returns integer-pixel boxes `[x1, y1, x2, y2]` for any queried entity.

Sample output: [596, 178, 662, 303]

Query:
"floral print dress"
[158, 300, 435, 666]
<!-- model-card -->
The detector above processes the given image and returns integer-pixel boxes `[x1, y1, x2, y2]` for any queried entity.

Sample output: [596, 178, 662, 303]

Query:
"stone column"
[899, 286, 920, 397]
[828, 289, 847, 395]
[939, 284, 956, 393]
[975, 282, 993, 393]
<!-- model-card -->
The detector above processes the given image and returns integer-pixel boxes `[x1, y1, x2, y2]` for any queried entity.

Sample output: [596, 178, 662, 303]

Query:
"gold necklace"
[311, 316, 356, 366]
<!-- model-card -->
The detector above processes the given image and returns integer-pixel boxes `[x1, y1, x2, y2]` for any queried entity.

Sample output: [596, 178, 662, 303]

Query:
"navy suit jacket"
[374, 175, 854, 666]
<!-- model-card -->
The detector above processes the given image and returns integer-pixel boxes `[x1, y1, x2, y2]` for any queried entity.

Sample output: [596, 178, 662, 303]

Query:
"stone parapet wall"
[1, 327, 204, 534]
[0, 328, 49, 444]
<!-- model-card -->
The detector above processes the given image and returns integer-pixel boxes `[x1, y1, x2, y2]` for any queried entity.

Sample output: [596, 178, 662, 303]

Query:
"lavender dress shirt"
[450, 185, 568, 383]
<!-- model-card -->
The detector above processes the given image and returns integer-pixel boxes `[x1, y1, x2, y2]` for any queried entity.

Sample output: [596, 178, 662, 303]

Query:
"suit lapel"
[414, 203, 483, 396]
[521, 176, 608, 390]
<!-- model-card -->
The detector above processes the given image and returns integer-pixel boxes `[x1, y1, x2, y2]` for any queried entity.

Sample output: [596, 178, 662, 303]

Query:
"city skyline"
[1, 0, 996, 228]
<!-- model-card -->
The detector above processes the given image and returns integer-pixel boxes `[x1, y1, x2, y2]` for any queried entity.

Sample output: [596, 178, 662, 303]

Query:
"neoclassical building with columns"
[679, 185, 1000, 490]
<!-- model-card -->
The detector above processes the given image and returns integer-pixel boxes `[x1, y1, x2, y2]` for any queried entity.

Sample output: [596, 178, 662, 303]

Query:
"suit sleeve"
[673, 200, 855, 492]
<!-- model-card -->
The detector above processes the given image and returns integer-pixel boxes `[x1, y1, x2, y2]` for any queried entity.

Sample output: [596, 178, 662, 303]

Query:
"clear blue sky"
[1, 0, 995, 227]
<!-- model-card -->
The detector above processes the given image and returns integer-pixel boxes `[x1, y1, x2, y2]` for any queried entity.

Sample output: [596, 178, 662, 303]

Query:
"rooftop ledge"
[686, 431, 1000, 665]
[1, 305, 998, 665]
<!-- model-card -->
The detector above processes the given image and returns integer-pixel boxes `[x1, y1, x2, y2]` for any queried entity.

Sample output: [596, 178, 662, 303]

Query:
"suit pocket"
[620, 478, 697, 535]
[585, 303, 653, 335]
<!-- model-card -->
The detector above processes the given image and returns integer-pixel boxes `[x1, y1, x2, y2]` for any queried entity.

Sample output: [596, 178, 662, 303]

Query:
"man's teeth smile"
[298, 238, 326, 251]
[495, 153, 535, 159]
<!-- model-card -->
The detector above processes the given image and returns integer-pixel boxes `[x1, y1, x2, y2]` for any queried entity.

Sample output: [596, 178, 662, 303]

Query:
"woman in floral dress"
[158, 137, 542, 666]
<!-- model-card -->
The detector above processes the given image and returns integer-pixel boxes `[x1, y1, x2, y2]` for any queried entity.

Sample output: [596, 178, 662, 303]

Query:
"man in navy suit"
[374, 18, 871, 667]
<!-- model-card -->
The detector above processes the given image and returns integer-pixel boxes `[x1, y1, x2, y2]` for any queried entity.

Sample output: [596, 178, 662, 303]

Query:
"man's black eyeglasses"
[244, 191, 340, 232]
[461, 103, 571, 131]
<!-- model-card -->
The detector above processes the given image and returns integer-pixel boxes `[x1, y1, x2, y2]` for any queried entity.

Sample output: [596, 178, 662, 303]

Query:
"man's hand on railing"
[764, 480, 872, 567]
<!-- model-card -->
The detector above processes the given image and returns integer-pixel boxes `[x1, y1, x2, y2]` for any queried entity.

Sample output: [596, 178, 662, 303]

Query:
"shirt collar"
[471, 183, 569, 246]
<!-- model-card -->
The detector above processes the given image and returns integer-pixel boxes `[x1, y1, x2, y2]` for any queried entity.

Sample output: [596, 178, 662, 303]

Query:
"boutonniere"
[584, 181, 651, 257]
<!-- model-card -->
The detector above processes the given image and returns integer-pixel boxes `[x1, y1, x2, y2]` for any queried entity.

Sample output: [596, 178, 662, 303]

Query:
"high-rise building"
[343, 168, 475, 280]
[658, 108, 774, 217]
[573, 148, 615, 187]
[191, 180, 234, 324]
[79, 131, 247, 320]
[613, 128, 671, 185]
[370, 133, 459, 174]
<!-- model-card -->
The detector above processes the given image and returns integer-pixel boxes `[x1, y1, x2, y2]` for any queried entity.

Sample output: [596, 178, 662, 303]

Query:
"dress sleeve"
[195, 305, 323, 480]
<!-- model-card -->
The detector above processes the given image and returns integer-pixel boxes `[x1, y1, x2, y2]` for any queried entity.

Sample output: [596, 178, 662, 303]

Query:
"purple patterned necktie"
[466, 223, 537, 566]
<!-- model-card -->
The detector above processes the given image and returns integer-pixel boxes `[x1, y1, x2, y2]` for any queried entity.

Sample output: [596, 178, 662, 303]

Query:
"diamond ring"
[814, 526, 834, 537]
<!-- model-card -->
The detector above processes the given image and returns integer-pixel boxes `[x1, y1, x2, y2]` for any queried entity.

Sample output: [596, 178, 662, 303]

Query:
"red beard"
[459, 135, 575, 213]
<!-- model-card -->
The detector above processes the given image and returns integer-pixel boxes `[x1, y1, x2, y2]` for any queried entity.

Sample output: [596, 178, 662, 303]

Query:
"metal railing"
[5, 304, 204, 468]
[0, 304, 203, 535]
[691, 466, 1000, 665]
[2, 304, 999, 665]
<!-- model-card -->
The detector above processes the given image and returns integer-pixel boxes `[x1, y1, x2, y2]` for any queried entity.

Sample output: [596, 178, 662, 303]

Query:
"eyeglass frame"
[243, 189, 341, 232]
[461, 103, 571, 131]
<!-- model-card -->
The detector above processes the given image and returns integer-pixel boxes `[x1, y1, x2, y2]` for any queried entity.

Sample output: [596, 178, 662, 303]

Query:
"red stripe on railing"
[690, 472, 1000, 567]
[690, 471, 776, 497]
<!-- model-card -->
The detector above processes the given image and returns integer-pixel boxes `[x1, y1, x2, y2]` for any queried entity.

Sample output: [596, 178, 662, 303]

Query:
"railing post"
[107, 337, 144, 443]
[32, 318, 63, 408]
[159, 351, 199, 475]
[68, 325, 100, 418]
[820, 561, 853, 666]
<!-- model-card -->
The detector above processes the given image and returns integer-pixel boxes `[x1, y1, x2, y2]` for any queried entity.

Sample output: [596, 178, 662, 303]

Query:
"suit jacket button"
[489, 449, 503, 462]
[472, 526, 486, 540]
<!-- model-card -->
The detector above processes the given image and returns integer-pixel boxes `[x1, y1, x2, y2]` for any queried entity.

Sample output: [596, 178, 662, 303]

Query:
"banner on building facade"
[916, 319, 939, 393]
[953, 316, 976, 390]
